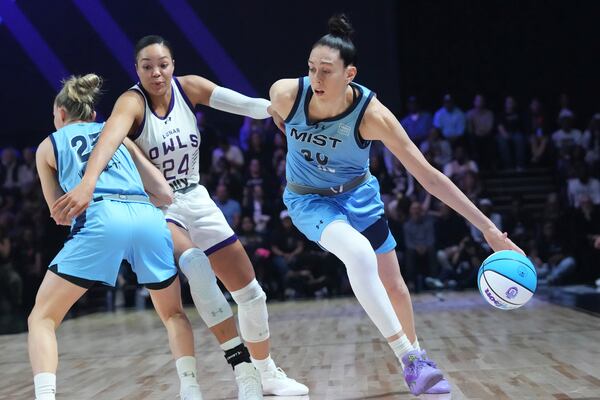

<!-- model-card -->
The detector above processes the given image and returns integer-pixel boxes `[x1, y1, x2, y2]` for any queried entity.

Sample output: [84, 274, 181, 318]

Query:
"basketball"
[478, 250, 537, 310]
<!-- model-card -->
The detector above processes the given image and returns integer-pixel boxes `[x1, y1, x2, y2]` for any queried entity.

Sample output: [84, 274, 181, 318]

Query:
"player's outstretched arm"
[179, 75, 271, 119]
[361, 98, 523, 254]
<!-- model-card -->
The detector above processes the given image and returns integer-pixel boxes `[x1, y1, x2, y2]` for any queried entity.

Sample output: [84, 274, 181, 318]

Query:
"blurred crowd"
[1, 92, 599, 326]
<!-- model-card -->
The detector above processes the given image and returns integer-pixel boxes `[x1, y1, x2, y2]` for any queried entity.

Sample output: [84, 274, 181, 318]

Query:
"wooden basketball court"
[2, 292, 600, 399]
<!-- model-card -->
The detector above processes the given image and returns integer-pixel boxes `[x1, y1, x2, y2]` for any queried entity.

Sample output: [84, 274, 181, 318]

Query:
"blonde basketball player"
[52, 36, 308, 399]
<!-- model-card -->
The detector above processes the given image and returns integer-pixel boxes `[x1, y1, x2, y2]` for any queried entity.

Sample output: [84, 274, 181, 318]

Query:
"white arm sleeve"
[209, 86, 271, 119]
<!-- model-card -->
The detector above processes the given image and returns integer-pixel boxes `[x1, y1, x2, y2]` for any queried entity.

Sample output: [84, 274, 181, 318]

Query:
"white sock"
[220, 336, 242, 352]
[412, 338, 421, 351]
[175, 356, 198, 391]
[34, 372, 56, 400]
[389, 335, 415, 368]
[251, 354, 276, 374]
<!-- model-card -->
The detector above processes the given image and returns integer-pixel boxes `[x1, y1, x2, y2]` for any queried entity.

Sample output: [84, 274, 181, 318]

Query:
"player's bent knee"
[230, 279, 270, 342]
[179, 248, 233, 327]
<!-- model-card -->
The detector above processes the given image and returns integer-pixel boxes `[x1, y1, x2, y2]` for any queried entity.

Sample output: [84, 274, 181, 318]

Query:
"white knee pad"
[230, 279, 269, 343]
[179, 248, 233, 327]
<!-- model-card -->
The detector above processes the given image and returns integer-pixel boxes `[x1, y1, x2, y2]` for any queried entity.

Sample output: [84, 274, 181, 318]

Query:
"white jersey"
[130, 77, 200, 190]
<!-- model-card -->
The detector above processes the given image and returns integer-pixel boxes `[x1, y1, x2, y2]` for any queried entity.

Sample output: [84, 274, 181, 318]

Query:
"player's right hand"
[51, 182, 94, 224]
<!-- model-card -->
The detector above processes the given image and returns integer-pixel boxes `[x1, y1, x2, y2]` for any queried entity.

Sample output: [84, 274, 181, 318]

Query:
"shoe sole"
[414, 370, 444, 396]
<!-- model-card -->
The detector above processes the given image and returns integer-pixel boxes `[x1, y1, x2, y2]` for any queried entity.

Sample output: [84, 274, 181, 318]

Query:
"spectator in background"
[19, 147, 37, 188]
[502, 198, 534, 247]
[239, 117, 265, 152]
[196, 110, 219, 174]
[271, 133, 287, 171]
[238, 215, 271, 288]
[15, 227, 43, 313]
[470, 198, 502, 252]
[245, 158, 274, 197]
[443, 146, 479, 183]
[369, 155, 394, 203]
[433, 94, 466, 144]
[525, 98, 545, 135]
[0, 224, 21, 313]
[567, 165, 600, 208]
[529, 101, 554, 168]
[458, 170, 482, 202]
[0, 147, 22, 191]
[419, 127, 452, 170]
[466, 94, 494, 169]
[496, 96, 527, 170]
[403, 202, 437, 291]
[213, 183, 241, 230]
[582, 114, 600, 170]
[429, 203, 469, 288]
[400, 96, 432, 145]
[270, 210, 304, 300]
[212, 134, 244, 171]
[536, 221, 577, 285]
[245, 132, 271, 169]
[552, 109, 583, 152]
[570, 195, 600, 282]
[243, 185, 272, 234]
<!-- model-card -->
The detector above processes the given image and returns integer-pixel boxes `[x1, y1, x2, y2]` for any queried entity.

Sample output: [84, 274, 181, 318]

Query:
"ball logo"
[506, 286, 518, 299]
[484, 288, 507, 309]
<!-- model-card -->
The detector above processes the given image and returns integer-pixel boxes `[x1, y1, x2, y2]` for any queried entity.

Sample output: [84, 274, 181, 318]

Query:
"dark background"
[1, 0, 598, 147]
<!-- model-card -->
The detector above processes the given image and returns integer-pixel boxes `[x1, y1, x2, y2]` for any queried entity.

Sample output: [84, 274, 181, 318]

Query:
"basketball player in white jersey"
[52, 36, 308, 399]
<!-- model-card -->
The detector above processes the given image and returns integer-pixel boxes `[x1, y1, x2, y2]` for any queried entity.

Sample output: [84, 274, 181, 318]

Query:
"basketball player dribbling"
[268, 14, 523, 396]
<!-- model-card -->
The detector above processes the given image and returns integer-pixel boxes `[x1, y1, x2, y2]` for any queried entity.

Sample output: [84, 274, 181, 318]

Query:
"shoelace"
[266, 367, 288, 379]
[419, 352, 438, 369]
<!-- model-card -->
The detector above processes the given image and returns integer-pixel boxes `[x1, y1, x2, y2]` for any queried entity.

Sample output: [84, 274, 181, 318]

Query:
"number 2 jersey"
[129, 77, 200, 190]
[49, 121, 146, 196]
[284, 76, 374, 189]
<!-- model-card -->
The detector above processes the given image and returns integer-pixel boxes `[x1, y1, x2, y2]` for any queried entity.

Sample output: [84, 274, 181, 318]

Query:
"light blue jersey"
[48, 122, 176, 287]
[283, 77, 396, 253]
[49, 122, 146, 197]
[284, 76, 374, 189]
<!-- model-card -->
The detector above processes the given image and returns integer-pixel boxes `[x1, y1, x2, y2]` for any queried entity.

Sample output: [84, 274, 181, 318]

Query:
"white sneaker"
[260, 366, 309, 396]
[180, 384, 203, 400]
[234, 362, 263, 400]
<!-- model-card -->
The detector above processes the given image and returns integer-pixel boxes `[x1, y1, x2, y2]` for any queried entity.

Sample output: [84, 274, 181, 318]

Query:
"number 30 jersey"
[129, 77, 200, 189]
[284, 76, 374, 189]
[49, 121, 146, 197]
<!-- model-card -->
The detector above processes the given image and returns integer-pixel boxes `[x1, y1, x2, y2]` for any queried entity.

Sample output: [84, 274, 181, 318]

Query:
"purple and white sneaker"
[421, 352, 451, 394]
[425, 378, 451, 394]
[402, 350, 443, 396]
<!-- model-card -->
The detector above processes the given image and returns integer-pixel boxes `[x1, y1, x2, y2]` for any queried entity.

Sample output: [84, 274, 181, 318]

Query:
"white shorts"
[163, 184, 236, 255]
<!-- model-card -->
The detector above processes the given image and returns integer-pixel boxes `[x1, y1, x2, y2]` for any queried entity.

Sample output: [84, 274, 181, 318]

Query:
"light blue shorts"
[50, 199, 176, 287]
[283, 176, 396, 254]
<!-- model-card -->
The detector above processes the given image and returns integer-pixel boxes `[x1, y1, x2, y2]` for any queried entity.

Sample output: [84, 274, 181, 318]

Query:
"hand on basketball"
[52, 182, 94, 225]
[483, 227, 525, 255]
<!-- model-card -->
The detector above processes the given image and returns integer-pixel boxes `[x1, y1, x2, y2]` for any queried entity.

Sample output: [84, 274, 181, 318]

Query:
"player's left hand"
[51, 181, 94, 224]
[483, 226, 525, 255]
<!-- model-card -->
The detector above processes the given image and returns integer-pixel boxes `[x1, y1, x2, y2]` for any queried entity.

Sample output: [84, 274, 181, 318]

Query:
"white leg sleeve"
[319, 220, 402, 338]
[230, 279, 270, 343]
[179, 248, 233, 327]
